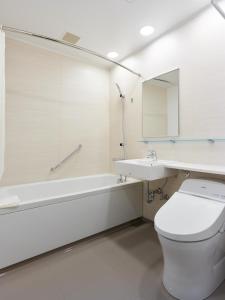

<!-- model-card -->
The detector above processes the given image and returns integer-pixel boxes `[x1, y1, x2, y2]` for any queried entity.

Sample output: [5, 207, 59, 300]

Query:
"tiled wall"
[110, 6, 225, 220]
[1, 38, 110, 185]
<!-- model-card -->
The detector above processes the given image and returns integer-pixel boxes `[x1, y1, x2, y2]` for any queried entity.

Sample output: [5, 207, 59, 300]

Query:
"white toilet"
[154, 179, 225, 300]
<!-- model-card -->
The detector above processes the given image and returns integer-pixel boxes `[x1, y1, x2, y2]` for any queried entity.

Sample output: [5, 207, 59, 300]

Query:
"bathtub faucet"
[117, 174, 127, 183]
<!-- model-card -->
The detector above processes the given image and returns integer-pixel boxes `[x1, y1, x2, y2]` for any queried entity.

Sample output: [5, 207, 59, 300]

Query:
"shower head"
[115, 83, 125, 99]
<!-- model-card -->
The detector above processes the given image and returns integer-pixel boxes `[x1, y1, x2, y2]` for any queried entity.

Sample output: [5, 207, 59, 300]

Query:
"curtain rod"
[211, 0, 225, 19]
[1, 25, 142, 78]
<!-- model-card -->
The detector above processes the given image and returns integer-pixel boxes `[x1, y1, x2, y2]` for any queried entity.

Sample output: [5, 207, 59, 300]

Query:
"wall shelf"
[138, 138, 225, 144]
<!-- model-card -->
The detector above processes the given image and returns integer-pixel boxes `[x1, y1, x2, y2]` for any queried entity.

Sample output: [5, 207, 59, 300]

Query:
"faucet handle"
[146, 149, 157, 161]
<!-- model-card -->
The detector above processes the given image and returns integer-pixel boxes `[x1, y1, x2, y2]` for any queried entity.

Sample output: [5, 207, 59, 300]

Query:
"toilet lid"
[154, 192, 225, 242]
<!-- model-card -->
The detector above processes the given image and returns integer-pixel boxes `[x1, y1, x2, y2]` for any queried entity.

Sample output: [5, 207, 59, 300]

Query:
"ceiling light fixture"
[107, 52, 119, 59]
[212, 0, 225, 19]
[140, 26, 155, 36]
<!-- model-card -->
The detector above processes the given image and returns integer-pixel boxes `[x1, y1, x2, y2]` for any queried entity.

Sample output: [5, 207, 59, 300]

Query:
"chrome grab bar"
[50, 144, 82, 172]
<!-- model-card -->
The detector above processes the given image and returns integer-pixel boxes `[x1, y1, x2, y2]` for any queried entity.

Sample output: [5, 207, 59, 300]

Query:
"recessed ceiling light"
[107, 52, 119, 59]
[140, 26, 155, 36]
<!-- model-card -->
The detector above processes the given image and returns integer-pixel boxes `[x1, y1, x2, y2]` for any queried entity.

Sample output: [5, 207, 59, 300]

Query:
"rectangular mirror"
[142, 69, 179, 138]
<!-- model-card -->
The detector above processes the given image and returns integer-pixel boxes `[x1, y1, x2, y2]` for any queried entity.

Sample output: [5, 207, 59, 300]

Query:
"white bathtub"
[0, 174, 142, 269]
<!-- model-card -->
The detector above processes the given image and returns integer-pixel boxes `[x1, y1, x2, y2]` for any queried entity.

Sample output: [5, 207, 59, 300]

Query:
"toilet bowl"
[154, 179, 225, 300]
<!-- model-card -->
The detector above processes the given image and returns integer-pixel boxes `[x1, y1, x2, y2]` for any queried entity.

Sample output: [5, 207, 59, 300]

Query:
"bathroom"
[0, 0, 225, 299]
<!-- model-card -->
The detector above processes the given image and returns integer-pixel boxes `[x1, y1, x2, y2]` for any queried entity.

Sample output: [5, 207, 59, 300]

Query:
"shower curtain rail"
[211, 0, 225, 19]
[1, 25, 142, 78]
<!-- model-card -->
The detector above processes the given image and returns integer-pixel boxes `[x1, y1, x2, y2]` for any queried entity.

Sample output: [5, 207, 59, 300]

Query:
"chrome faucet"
[117, 174, 127, 183]
[146, 149, 157, 161]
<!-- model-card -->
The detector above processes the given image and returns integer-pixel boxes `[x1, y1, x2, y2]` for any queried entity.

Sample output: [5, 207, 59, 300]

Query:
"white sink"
[115, 159, 177, 181]
[115, 159, 225, 181]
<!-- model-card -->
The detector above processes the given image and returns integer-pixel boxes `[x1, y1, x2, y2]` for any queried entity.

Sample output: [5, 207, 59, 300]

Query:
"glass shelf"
[138, 138, 225, 144]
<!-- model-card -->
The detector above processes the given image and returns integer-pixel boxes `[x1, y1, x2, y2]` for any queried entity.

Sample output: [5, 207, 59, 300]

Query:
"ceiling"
[0, 0, 210, 62]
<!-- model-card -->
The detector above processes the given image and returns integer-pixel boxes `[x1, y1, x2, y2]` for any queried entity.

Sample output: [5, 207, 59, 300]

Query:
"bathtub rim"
[0, 174, 142, 215]
[0, 173, 139, 189]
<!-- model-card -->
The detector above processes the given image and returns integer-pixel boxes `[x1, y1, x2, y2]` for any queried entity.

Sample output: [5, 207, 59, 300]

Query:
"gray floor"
[0, 223, 225, 300]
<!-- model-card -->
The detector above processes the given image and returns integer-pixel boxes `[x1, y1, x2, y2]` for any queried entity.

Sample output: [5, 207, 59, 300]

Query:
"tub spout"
[117, 175, 127, 183]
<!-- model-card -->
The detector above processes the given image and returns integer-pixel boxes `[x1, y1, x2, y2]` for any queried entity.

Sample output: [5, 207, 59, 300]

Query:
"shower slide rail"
[50, 144, 82, 172]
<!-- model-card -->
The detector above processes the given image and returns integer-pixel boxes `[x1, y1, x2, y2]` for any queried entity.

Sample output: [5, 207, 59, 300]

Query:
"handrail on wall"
[50, 144, 82, 172]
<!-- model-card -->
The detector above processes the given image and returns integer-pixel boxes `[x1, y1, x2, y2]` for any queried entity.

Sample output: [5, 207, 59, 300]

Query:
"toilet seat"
[155, 191, 225, 242]
[155, 179, 225, 300]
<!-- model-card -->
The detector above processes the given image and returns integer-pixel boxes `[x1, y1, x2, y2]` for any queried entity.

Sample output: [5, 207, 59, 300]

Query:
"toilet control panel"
[179, 179, 225, 203]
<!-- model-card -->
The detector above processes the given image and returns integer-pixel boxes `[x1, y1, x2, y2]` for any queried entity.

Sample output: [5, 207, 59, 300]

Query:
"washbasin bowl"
[115, 159, 177, 181]
[128, 159, 178, 166]
[115, 159, 225, 180]
[125, 159, 158, 166]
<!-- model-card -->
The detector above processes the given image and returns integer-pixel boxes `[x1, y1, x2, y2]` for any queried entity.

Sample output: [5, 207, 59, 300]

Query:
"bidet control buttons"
[180, 179, 225, 202]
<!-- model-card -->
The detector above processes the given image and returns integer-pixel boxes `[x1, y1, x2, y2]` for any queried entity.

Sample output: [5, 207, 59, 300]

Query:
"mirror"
[142, 69, 179, 138]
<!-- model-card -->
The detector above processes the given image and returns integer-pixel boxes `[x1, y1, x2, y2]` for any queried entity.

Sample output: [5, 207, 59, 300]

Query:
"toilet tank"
[179, 179, 225, 203]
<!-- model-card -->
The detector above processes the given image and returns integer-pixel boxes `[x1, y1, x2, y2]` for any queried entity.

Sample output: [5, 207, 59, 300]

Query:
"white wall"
[167, 86, 179, 136]
[0, 31, 5, 180]
[110, 6, 225, 219]
[1, 38, 110, 186]
[142, 83, 167, 137]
